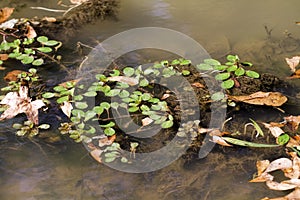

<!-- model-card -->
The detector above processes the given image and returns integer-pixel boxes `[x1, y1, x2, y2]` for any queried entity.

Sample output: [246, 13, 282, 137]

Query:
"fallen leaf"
[90, 148, 103, 163]
[191, 82, 205, 88]
[107, 76, 139, 86]
[0, 54, 8, 61]
[211, 135, 232, 146]
[142, 117, 153, 126]
[41, 17, 57, 22]
[286, 136, 300, 148]
[284, 115, 300, 131]
[60, 101, 73, 118]
[228, 91, 288, 107]
[59, 79, 81, 88]
[4, 70, 26, 82]
[265, 158, 293, 173]
[0, 86, 45, 125]
[98, 135, 116, 147]
[266, 180, 297, 191]
[161, 93, 170, 100]
[0, 66, 5, 70]
[262, 122, 285, 138]
[25, 25, 37, 39]
[0, 7, 14, 24]
[0, 18, 18, 29]
[70, 0, 88, 5]
[284, 155, 300, 179]
[285, 56, 300, 72]
[250, 172, 274, 183]
[257, 160, 270, 176]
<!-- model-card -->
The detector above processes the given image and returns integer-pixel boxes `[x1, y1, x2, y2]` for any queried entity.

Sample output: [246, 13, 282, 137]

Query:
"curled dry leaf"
[42, 17, 57, 22]
[0, 86, 45, 125]
[142, 117, 153, 126]
[265, 158, 293, 173]
[60, 101, 73, 118]
[284, 115, 300, 131]
[107, 76, 139, 86]
[4, 70, 26, 82]
[98, 135, 116, 147]
[25, 25, 37, 39]
[0, 7, 14, 24]
[285, 56, 300, 73]
[262, 122, 285, 138]
[0, 54, 8, 61]
[191, 82, 205, 88]
[266, 180, 297, 191]
[90, 149, 103, 163]
[211, 135, 232, 147]
[228, 91, 287, 107]
[250, 172, 274, 183]
[161, 93, 170, 100]
[257, 160, 270, 176]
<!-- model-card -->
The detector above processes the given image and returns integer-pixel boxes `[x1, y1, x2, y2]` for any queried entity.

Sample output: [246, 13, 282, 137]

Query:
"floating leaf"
[83, 91, 97, 97]
[128, 106, 139, 112]
[105, 89, 120, 97]
[234, 67, 245, 76]
[100, 102, 110, 110]
[44, 40, 59, 46]
[57, 96, 69, 104]
[161, 120, 173, 128]
[211, 92, 225, 101]
[249, 118, 264, 137]
[196, 63, 213, 71]
[221, 79, 234, 89]
[42, 92, 55, 99]
[32, 58, 44, 66]
[37, 36, 48, 43]
[241, 61, 253, 67]
[215, 72, 231, 81]
[21, 55, 34, 64]
[107, 76, 138, 86]
[182, 70, 190, 76]
[246, 70, 260, 78]
[285, 56, 300, 72]
[38, 124, 50, 129]
[123, 67, 135, 77]
[204, 58, 221, 66]
[84, 110, 96, 121]
[75, 102, 88, 109]
[277, 133, 290, 145]
[37, 47, 52, 53]
[119, 90, 130, 98]
[226, 55, 239, 62]
[104, 127, 115, 136]
[226, 65, 238, 72]
[60, 101, 73, 118]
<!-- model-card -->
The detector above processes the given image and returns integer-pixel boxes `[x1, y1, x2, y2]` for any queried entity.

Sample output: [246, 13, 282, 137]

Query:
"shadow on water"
[1, 0, 300, 199]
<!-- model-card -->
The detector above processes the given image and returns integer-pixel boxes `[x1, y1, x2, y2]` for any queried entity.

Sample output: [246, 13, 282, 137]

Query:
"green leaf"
[213, 65, 228, 71]
[128, 106, 139, 112]
[72, 109, 85, 118]
[277, 133, 290, 145]
[74, 95, 83, 101]
[83, 91, 97, 97]
[221, 79, 234, 89]
[44, 40, 59, 46]
[119, 90, 130, 98]
[171, 59, 180, 65]
[235, 67, 245, 76]
[249, 118, 264, 137]
[141, 93, 151, 101]
[38, 124, 50, 129]
[116, 82, 130, 89]
[148, 98, 160, 103]
[110, 69, 120, 77]
[21, 55, 34, 64]
[100, 102, 110, 110]
[24, 48, 35, 55]
[54, 85, 67, 92]
[12, 123, 23, 129]
[140, 105, 150, 111]
[84, 110, 96, 121]
[182, 70, 190, 76]
[139, 78, 149, 87]
[123, 67, 135, 77]
[110, 102, 119, 109]
[241, 61, 253, 67]
[100, 121, 116, 128]
[75, 102, 88, 109]
[42, 92, 55, 98]
[32, 58, 44, 66]
[37, 36, 48, 43]
[93, 106, 104, 115]
[8, 52, 22, 58]
[105, 157, 116, 163]
[246, 70, 260, 78]
[226, 65, 238, 72]
[196, 63, 213, 71]
[215, 72, 231, 81]
[105, 89, 120, 97]
[86, 126, 96, 134]
[211, 92, 225, 101]
[161, 120, 174, 128]
[37, 47, 52, 53]
[180, 59, 191, 65]
[121, 157, 128, 163]
[161, 60, 168, 65]
[57, 96, 69, 104]
[226, 55, 239, 62]
[204, 58, 221, 66]
[28, 68, 37, 74]
[222, 137, 280, 147]
[104, 127, 116, 136]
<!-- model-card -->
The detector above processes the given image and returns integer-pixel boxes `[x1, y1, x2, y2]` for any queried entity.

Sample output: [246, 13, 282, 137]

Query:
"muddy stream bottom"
[0, 135, 289, 200]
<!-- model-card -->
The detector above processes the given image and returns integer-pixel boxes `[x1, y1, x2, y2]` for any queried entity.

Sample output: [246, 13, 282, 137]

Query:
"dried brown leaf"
[265, 158, 293, 173]
[25, 25, 37, 39]
[263, 123, 285, 138]
[0, 7, 14, 24]
[0, 54, 8, 61]
[90, 148, 103, 163]
[211, 135, 232, 147]
[257, 160, 270, 176]
[4, 70, 26, 82]
[284, 115, 300, 131]
[228, 91, 288, 107]
[285, 56, 300, 72]
[42, 17, 57, 22]
[60, 101, 73, 118]
[98, 135, 116, 147]
[107, 76, 138, 86]
[142, 117, 153, 126]
[250, 172, 274, 183]
[191, 82, 205, 88]
[266, 180, 297, 191]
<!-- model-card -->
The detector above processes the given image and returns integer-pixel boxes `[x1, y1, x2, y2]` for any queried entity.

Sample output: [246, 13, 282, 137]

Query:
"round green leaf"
[100, 121, 116, 128]
[246, 70, 260, 78]
[182, 70, 190, 76]
[180, 59, 191, 65]
[72, 109, 85, 117]
[141, 93, 151, 101]
[37, 36, 48, 43]
[204, 58, 221, 66]
[93, 106, 104, 115]
[42, 92, 55, 98]
[83, 91, 97, 97]
[215, 72, 231, 81]
[75, 102, 88, 109]
[235, 67, 245, 76]
[38, 124, 50, 129]
[171, 59, 180, 65]
[74, 95, 83, 101]
[211, 92, 225, 101]
[196, 63, 213, 71]
[32, 58, 44, 66]
[54, 85, 67, 92]
[119, 90, 130, 98]
[110, 69, 120, 76]
[84, 110, 96, 121]
[161, 120, 174, 128]
[21, 55, 34, 64]
[57, 95, 69, 104]
[104, 127, 116, 136]
[105, 89, 120, 97]
[139, 78, 149, 87]
[221, 79, 235, 89]
[44, 40, 59, 46]
[226, 55, 239, 62]
[226, 65, 238, 72]
[277, 133, 290, 145]
[214, 65, 228, 71]
[100, 102, 111, 110]
[128, 106, 139, 112]
[123, 67, 135, 77]
[12, 123, 23, 129]
[37, 47, 52, 53]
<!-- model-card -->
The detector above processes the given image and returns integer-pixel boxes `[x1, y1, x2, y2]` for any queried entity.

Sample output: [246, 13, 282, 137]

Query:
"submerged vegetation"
[1, 1, 300, 199]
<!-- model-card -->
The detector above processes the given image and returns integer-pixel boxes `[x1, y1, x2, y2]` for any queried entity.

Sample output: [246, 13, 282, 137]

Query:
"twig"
[30, 6, 67, 13]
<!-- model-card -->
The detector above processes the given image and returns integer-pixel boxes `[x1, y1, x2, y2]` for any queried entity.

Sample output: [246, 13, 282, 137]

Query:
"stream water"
[1, 0, 300, 199]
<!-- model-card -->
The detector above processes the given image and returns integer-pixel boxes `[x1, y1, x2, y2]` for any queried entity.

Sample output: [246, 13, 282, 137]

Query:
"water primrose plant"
[197, 54, 260, 90]
[0, 35, 61, 66]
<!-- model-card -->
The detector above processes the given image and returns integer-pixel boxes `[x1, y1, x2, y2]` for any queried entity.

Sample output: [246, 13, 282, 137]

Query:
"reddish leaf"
[0, 7, 14, 24]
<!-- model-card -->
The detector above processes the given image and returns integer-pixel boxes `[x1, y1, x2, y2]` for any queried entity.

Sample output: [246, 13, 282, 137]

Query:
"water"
[1, 0, 300, 199]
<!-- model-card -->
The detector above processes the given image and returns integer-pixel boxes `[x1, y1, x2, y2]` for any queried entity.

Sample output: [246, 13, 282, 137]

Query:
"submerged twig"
[30, 7, 67, 13]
